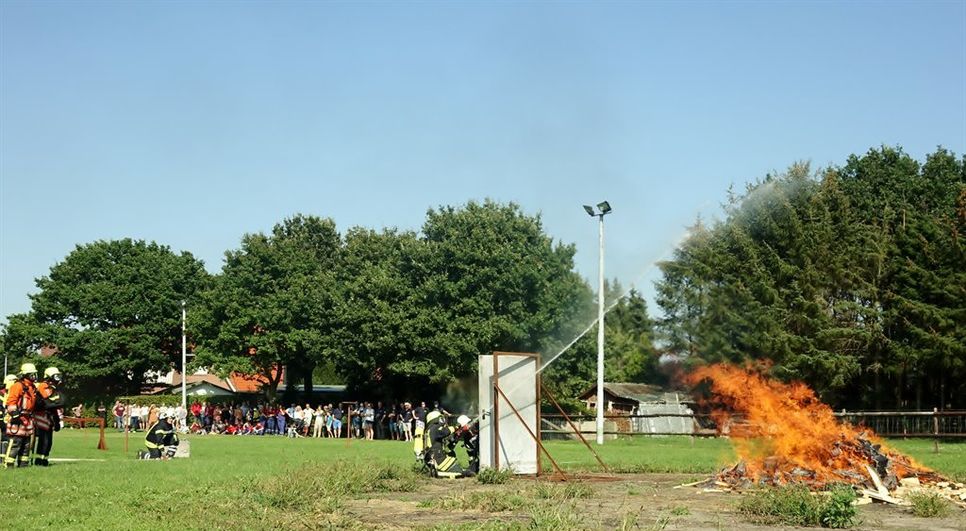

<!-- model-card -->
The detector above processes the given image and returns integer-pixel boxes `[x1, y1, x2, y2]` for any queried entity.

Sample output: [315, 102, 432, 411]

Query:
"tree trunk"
[264, 365, 282, 403]
[302, 362, 315, 403]
[894, 368, 903, 410]
[939, 373, 945, 411]
[265, 385, 277, 403]
[874, 369, 882, 410]
[915, 376, 923, 411]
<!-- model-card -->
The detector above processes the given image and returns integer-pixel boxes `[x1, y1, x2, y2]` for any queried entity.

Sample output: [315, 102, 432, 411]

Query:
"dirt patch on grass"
[338, 473, 965, 530]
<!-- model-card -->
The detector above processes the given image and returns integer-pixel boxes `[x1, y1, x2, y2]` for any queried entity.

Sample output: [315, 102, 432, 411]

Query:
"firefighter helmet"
[457, 415, 471, 427]
[44, 366, 63, 383]
[19, 362, 38, 379]
[426, 410, 442, 424]
[3, 374, 16, 388]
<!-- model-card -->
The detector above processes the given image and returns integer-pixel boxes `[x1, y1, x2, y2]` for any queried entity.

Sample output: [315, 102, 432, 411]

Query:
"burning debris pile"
[687, 364, 965, 507]
[713, 434, 940, 492]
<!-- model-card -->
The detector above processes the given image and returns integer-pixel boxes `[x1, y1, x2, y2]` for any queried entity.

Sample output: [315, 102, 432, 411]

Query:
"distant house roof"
[579, 383, 693, 404]
[177, 380, 236, 397]
[228, 366, 283, 394]
[39, 345, 59, 358]
[169, 373, 234, 393]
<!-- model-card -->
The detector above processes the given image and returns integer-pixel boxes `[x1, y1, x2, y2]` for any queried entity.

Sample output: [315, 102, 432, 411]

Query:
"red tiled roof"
[229, 366, 283, 393]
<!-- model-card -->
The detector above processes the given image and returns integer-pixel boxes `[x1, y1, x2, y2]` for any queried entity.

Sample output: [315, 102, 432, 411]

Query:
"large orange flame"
[688, 363, 932, 488]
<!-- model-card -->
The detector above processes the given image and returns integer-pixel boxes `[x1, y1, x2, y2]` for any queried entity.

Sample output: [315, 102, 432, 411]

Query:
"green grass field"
[1, 431, 963, 530]
[884, 438, 966, 481]
[543, 436, 736, 474]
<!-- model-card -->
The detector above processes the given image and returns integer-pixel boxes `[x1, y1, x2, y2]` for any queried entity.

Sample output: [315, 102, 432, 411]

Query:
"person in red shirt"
[113, 400, 125, 432]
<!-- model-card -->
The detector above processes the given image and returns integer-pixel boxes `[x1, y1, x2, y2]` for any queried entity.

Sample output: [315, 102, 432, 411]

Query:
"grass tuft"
[669, 505, 690, 516]
[906, 490, 952, 518]
[476, 466, 514, 484]
[527, 501, 585, 530]
[420, 522, 529, 531]
[428, 490, 530, 512]
[533, 481, 593, 500]
[737, 483, 857, 528]
[618, 507, 643, 531]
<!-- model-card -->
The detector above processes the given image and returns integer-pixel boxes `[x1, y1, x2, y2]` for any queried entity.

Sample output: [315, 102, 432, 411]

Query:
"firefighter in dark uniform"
[455, 414, 480, 476]
[33, 367, 65, 466]
[4, 363, 38, 468]
[424, 410, 464, 478]
[142, 410, 179, 459]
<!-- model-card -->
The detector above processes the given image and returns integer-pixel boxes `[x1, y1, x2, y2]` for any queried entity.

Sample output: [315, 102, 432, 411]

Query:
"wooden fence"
[834, 409, 966, 439]
[541, 412, 716, 438]
[540, 410, 966, 440]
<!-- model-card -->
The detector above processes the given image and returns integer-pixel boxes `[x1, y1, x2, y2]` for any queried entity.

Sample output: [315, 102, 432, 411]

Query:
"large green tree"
[421, 201, 591, 372]
[835, 147, 965, 409]
[656, 147, 965, 409]
[191, 215, 341, 400]
[332, 200, 593, 396]
[1, 239, 209, 398]
[330, 227, 436, 393]
[604, 285, 661, 384]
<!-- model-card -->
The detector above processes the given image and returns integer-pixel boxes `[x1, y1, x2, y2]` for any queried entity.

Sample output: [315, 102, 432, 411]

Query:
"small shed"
[579, 382, 696, 435]
[579, 383, 665, 413]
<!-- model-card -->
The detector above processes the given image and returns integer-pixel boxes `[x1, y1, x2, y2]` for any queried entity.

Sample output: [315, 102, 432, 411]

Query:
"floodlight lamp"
[583, 205, 596, 216]
[597, 201, 612, 215]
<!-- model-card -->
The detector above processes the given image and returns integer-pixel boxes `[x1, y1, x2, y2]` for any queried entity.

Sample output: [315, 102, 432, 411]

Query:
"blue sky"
[1, 1, 964, 323]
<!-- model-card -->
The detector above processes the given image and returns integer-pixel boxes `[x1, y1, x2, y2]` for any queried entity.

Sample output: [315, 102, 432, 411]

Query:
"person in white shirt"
[302, 404, 314, 436]
[176, 405, 188, 433]
[313, 406, 325, 438]
[364, 403, 375, 441]
[129, 404, 141, 432]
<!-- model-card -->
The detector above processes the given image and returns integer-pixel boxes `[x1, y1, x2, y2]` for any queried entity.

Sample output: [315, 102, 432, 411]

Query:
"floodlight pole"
[584, 202, 611, 445]
[181, 300, 187, 410]
[595, 211, 606, 445]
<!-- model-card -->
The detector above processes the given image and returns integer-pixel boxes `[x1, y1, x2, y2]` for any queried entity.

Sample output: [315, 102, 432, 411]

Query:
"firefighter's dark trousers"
[33, 429, 53, 466]
[3, 435, 31, 468]
[434, 454, 464, 479]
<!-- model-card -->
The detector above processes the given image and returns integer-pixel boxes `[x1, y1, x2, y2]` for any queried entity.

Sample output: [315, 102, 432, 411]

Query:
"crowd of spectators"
[108, 399, 441, 440]
[111, 400, 189, 433]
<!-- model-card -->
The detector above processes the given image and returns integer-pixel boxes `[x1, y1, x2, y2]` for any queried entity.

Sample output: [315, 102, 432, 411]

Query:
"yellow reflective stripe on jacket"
[145, 422, 173, 448]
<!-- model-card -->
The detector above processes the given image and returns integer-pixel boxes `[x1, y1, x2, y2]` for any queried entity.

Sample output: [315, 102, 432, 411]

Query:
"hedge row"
[115, 395, 184, 407]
